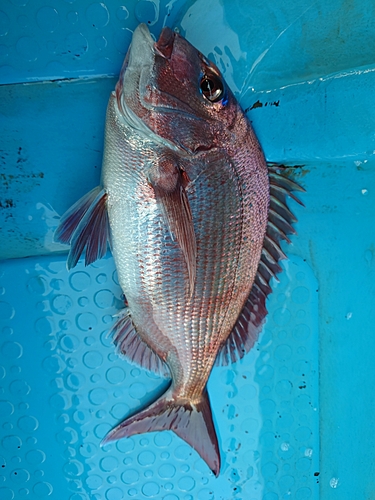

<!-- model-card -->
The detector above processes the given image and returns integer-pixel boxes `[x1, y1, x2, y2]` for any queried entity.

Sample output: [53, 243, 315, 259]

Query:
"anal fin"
[110, 309, 170, 377]
[216, 164, 305, 366]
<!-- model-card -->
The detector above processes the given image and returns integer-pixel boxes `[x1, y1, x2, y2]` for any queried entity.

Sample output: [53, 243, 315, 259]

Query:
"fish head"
[115, 24, 242, 154]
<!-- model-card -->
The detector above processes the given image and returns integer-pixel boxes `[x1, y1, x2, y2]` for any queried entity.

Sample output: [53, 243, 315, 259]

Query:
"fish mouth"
[115, 24, 155, 112]
[117, 24, 173, 92]
[116, 24, 202, 148]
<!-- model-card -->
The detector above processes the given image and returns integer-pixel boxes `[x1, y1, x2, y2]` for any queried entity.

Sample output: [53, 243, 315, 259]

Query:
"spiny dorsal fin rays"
[148, 154, 197, 296]
[216, 164, 305, 366]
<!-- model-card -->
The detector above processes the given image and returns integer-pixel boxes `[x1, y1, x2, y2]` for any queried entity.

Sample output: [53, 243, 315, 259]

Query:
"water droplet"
[76, 313, 97, 331]
[154, 432, 172, 447]
[0, 401, 14, 418]
[2, 435, 22, 453]
[78, 296, 89, 307]
[129, 383, 146, 399]
[63, 459, 84, 477]
[106, 487, 125, 500]
[135, 0, 158, 26]
[94, 290, 114, 309]
[89, 388, 108, 405]
[274, 344, 292, 361]
[273, 307, 291, 326]
[65, 32, 88, 58]
[18, 416, 38, 433]
[86, 474, 102, 489]
[70, 272, 91, 291]
[174, 445, 191, 461]
[27, 276, 48, 295]
[0, 301, 15, 320]
[121, 469, 139, 485]
[256, 364, 274, 381]
[79, 442, 97, 458]
[178, 476, 195, 491]
[67, 11, 78, 25]
[296, 486, 312, 499]
[33, 482, 53, 496]
[142, 482, 160, 498]
[106, 367, 125, 384]
[294, 426, 312, 442]
[100, 456, 119, 473]
[59, 334, 80, 353]
[116, 437, 134, 453]
[35, 317, 54, 336]
[10, 469, 30, 484]
[96, 273, 107, 284]
[36, 6, 59, 32]
[296, 457, 311, 472]
[49, 392, 69, 410]
[137, 451, 155, 466]
[158, 463, 175, 479]
[83, 351, 103, 369]
[96, 36, 107, 50]
[110, 403, 129, 420]
[9, 380, 30, 397]
[1, 342, 22, 359]
[26, 450, 45, 465]
[292, 286, 310, 304]
[66, 372, 86, 391]
[0, 10, 10, 36]
[86, 2, 109, 28]
[293, 324, 310, 340]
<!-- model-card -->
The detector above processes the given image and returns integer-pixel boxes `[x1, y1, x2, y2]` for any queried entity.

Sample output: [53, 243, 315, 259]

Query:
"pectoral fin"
[54, 186, 109, 269]
[149, 155, 196, 294]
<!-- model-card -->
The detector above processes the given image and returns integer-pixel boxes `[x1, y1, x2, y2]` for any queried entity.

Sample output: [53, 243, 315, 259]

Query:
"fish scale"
[55, 23, 303, 476]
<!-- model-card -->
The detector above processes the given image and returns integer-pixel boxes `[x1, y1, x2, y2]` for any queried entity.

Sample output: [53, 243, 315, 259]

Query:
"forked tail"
[102, 387, 220, 476]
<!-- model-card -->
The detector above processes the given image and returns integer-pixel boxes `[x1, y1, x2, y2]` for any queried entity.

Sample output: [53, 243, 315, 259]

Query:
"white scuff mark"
[240, 0, 318, 95]
[252, 62, 375, 96]
[330, 477, 340, 488]
[36, 202, 67, 252]
[345, 312, 353, 320]
[361, 189, 368, 195]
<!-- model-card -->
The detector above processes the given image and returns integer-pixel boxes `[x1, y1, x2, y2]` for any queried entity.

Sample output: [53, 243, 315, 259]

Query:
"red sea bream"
[55, 23, 303, 476]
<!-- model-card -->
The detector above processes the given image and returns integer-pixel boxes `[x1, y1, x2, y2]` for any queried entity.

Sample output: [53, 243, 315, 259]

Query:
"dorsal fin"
[216, 165, 305, 366]
[109, 309, 170, 377]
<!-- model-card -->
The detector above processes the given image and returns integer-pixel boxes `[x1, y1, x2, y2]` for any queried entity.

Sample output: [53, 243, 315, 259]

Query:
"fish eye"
[200, 74, 224, 103]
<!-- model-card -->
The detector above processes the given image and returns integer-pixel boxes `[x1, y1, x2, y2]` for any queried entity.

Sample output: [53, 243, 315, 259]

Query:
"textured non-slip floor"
[0, 252, 319, 499]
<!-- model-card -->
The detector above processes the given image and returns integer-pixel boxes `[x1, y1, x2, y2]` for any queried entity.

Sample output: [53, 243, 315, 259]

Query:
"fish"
[55, 23, 303, 476]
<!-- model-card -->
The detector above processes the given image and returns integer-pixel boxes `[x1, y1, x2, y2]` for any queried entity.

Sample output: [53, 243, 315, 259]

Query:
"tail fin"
[102, 388, 220, 476]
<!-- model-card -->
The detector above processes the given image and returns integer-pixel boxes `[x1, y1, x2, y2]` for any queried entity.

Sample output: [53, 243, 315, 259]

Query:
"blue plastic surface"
[1, 0, 375, 499]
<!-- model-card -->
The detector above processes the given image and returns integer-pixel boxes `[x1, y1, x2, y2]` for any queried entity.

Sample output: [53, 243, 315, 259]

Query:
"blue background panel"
[1, 0, 375, 498]
[0, 252, 319, 500]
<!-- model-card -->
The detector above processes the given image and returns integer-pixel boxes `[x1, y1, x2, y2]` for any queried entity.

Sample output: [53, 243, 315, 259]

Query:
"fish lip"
[116, 23, 154, 114]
